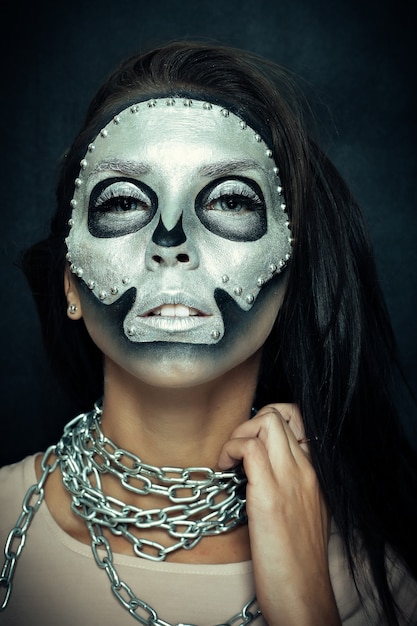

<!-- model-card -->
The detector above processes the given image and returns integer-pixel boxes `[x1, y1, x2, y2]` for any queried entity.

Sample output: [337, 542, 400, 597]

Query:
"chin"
[103, 338, 263, 390]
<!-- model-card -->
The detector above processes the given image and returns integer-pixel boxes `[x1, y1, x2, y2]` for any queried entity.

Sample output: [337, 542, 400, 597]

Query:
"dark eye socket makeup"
[88, 177, 158, 238]
[196, 176, 267, 241]
[88, 175, 267, 241]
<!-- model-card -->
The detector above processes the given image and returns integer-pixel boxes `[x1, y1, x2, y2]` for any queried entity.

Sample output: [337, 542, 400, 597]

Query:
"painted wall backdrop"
[0, 0, 415, 465]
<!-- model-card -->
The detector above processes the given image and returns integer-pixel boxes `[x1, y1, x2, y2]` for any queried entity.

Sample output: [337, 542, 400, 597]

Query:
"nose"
[145, 215, 199, 270]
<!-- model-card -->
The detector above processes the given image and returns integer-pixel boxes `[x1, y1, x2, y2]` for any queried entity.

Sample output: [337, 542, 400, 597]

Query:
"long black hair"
[21, 40, 417, 623]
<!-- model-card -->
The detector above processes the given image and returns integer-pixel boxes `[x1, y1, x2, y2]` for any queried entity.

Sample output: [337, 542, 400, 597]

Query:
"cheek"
[219, 278, 284, 369]
[195, 226, 290, 316]
[67, 228, 150, 307]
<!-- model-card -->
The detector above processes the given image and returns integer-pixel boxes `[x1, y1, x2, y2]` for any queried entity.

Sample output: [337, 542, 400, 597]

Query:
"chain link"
[0, 407, 262, 624]
[57, 405, 248, 562]
[89, 521, 261, 626]
[0, 446, 58, 611]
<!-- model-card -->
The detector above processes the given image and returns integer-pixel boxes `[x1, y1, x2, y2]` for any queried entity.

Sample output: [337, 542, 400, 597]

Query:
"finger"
[259, 403, 306, 441]
[224, 406, 291, 457]
[218, 406, 303, 473]
[258, 403, 314, 460]
[217, 435, 273, 474]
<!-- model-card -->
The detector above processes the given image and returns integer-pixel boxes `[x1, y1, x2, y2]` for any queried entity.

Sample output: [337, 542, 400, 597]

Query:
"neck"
[100, 352, 261, 469]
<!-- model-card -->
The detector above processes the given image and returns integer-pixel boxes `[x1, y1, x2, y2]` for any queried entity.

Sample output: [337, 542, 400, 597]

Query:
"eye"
[88, 177, 157, 238]
[205, 181, 264, 215]
[196, 177, 267, 242]
[95, 187, 151, 213]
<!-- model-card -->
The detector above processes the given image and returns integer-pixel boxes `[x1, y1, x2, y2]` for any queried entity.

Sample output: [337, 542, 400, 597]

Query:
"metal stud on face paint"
[211, 330, 221, 340]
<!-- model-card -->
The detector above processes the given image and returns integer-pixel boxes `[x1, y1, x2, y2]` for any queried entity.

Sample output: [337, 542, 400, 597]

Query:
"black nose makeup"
[152, 215, 187, 247]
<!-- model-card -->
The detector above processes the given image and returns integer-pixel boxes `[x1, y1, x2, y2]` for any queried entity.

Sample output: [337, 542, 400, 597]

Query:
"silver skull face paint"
[66, 98, 292, 384]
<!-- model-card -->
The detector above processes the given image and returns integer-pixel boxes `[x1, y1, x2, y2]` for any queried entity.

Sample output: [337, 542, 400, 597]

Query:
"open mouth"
[125, 295, 219, 339]
[144, 304, 207, 318]
[124, 298, 221, 341]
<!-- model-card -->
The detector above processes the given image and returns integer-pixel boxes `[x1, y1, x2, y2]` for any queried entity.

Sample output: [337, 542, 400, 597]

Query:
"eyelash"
[204, 183, 264, 213]
[94, 184, 151, 212]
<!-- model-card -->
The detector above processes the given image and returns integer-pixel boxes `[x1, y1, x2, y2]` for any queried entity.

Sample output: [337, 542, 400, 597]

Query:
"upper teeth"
[150, 304, 199, 317]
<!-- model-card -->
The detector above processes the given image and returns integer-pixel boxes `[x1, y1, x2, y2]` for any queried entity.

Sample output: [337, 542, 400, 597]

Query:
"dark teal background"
[0, 0, 415, 465]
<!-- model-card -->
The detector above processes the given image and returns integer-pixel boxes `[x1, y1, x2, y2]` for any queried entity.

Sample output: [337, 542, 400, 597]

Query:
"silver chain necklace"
[0, 404, 262, 625]
[58, 402, 248, 561]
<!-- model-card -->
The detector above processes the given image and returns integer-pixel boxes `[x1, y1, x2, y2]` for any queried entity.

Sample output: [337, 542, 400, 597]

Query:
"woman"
[1, 41, 416, 625]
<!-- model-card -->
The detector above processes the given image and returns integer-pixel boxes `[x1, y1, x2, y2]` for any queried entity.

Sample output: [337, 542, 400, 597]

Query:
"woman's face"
[66, 98, 292, 387]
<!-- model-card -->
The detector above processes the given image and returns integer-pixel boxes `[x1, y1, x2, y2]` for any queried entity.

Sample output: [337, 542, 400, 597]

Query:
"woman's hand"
[217, 404, 341, 626]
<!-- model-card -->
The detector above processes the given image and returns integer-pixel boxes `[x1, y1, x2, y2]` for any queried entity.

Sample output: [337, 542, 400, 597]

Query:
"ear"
[64, 265, 83, 320]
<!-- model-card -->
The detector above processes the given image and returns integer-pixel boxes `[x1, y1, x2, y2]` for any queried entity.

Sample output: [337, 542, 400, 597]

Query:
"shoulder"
[329, 521, 417, 625]
[0, 455, 40, 535]
[386, 548, 417, 624]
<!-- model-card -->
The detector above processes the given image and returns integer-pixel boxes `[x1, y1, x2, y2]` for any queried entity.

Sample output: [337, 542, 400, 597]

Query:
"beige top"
[1, 455, 416, 625]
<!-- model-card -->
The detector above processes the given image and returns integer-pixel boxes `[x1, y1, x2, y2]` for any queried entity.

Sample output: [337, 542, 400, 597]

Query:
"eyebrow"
[88, 158, 266, 179]
[198, 159, 267, 177]
[88, 160, 151, 178]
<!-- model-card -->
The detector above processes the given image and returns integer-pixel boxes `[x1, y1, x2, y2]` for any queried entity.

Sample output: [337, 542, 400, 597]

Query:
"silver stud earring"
[68, 304, 78, 315]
